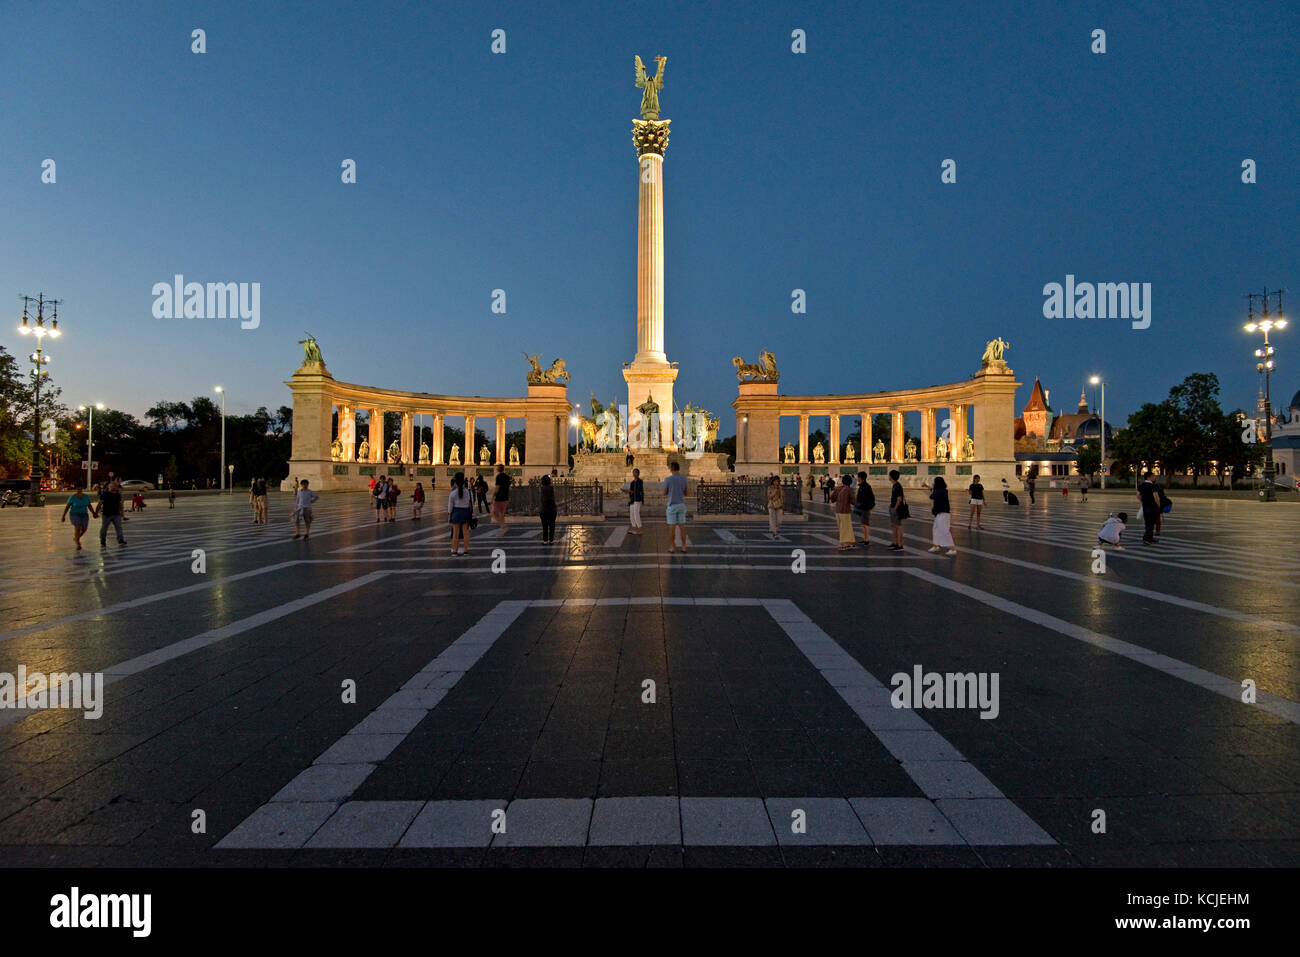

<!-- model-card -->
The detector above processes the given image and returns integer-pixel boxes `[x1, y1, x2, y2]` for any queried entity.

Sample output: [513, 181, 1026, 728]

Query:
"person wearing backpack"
[386, 478, 400, 522]
[855, 471, 875, 547]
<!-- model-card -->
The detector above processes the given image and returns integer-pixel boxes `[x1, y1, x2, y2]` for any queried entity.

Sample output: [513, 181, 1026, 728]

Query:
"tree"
[1075, 440, 1101, 479]
[1167, 372, 1224, 485]
[1111, 401, 1179, 475]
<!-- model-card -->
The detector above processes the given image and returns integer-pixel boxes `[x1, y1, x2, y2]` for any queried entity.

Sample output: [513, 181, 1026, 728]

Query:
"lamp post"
[17, 294, 62, 504]
[215, 386, 226, 491]
[78, 403, 105, 490]
[1244, 288, 1286, 499]
[1089, 375, 1106, 489]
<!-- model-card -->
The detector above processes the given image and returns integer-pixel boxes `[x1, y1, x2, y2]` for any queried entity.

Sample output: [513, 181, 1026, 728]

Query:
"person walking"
[928, 476, 956, 556]
[292, 479, 319, 539]
[855, 471, 875, 547]
[835, 472, 856, 551]
[168, 484, 176, 509]
[61, 487, 94, 551]
[1025, 470, 1037, 504]
[97, 479, 126, 548]
[539, 474, 558, 544]
[767, 475, 784, 538]
[492, 463, 511, 531]
[373, 475, 388, 523]
[888, 470, 907, 551]
[1080, 475, 1090, 502]
[1137, 472, 1160, 545]
[822, 476, 832, 504]
[412, 482, 425, 521]
[628, 467, 645, 534]
[967, 473, 985, 529]
[447, 471, 474, 556]
[664, 460, 689, 553]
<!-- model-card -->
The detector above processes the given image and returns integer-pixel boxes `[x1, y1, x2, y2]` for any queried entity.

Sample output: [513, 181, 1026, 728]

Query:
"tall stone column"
[339, 405, 356, 461]
[862, 413, 872, 464]
[830, 415, 840, 464]
[891, 412, 905, 462]
[433, 413, 444, 465]
[799, 414, 809, 463]
[623, 116, 678, 448]
[921, 409, 936, 462]
[400, 412, 413, 465]
[954, 405, 968, 460]
[497, 414, 507, 464]
[465, 414, 475, 467]
[369, 410, 384, 463]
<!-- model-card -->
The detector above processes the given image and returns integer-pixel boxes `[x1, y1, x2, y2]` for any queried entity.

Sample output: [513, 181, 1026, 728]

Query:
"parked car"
[119, 479, 155, 491]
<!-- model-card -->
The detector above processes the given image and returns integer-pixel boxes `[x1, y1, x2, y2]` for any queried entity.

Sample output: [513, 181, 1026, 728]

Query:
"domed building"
[1269, 385, 1300, 482]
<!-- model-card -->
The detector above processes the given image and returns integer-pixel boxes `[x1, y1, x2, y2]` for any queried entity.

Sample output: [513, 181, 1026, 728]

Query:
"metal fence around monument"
[695, 479, 803, 515]
[508, 481, 604, 516]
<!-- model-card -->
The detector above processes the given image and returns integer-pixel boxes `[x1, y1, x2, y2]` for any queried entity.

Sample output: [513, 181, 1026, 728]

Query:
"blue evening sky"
[2, 0, 1296, 439]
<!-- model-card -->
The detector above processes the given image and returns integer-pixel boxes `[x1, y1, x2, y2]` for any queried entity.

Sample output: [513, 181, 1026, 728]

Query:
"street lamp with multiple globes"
[1244, 289, 1286, 498]
[17, 294, 62, 503]
[1088, 375, 1107, 489]
[77, 403, 105, 490]
[215, 386, 227, 491]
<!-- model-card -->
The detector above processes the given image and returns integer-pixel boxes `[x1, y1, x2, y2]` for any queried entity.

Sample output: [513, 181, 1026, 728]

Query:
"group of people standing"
[368, 474, 405, 522]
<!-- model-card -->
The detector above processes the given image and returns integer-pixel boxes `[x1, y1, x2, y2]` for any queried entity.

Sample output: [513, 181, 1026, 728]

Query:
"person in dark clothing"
[888, 470, 907, 550]
[539, 474, 558, 544]
[855, 471, 875, 547]
[968, 474, 985, 529]
[492, 464, 511, 531]
[474, 476, 490, 514]
[1025, 471, 1037, 504]
[822, 476, 832, 503]
[928, 476, 956, 555]
[628, 468, 645, 533]
[1137, 472, 1160, 544]
[97, 479, 126, 547]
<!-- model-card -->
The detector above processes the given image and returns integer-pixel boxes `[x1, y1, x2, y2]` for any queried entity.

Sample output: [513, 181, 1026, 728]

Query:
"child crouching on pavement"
[1098, 512, 1127, 551]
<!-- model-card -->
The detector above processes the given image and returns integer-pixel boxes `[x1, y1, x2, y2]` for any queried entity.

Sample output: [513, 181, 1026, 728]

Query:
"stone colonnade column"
[401, 412, 413, 465]
[496, 415, 507, 465]
[465, 414, 475, 466]
[891, 412, 905, 462]
[369, 409, 384, 463]
[921, 409, 936, 462]
[830, 415, 840, 464]
[433, 413, 444, 464]
[339, 405, 356, 462]
[862, 413, 872, 464]
[799, 414, 809, 463]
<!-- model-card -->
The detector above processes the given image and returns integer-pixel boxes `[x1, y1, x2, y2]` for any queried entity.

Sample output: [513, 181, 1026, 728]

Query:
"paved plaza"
[0, 490, 1297, 867]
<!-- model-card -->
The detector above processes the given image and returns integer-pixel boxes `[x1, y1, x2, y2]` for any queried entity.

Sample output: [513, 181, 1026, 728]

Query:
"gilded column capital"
[632, 118, 670, 158]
